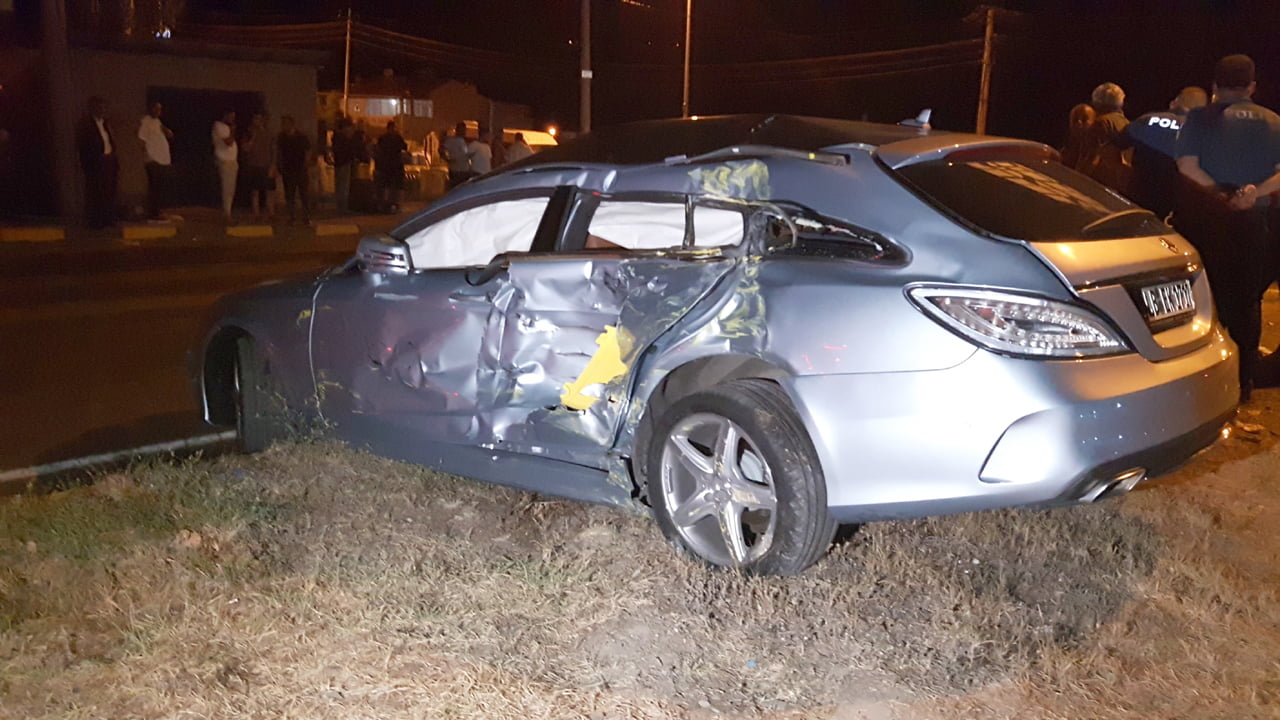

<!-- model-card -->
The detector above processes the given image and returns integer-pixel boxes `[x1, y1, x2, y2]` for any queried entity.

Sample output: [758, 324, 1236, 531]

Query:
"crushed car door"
[310, 192, 559, 446]
[477, 198, 748, 468]
[310, 266, 499, 443]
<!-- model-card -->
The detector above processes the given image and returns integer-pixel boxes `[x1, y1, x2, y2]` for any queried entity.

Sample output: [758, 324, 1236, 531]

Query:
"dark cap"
[1215, 54, 1255, 90]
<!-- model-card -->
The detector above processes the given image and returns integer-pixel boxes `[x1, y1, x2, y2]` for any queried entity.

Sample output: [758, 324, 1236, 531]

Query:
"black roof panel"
[523, 114, 932, 167]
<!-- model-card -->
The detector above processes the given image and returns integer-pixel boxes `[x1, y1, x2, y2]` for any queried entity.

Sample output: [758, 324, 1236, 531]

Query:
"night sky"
[31, 0, 1280, 145]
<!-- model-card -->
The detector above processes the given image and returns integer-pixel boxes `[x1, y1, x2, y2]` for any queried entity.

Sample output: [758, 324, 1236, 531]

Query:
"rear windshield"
[894, 155, 1167, 241]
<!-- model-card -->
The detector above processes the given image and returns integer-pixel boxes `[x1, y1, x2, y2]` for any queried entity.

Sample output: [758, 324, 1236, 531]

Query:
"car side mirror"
[356, 234, 412, 277]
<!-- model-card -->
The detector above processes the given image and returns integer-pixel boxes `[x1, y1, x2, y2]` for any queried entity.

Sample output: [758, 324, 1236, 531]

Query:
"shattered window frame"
[564, 191, 753, 255]
[762, 203, 910, 265]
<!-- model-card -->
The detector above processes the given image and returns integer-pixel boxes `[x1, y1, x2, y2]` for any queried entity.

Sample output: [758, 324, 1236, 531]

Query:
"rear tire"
[646, 378, 836, 575]
[234, 337, 284, 453]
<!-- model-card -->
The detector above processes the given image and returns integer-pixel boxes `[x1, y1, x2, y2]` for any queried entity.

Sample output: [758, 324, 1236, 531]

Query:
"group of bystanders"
[1066, 54, 1280, 403]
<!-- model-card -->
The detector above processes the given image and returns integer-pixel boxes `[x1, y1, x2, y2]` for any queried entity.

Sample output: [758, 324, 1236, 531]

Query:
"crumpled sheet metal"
[612, 260, 770, 457]
[490, 257, 734, 472]
[686, 159, 772, 201]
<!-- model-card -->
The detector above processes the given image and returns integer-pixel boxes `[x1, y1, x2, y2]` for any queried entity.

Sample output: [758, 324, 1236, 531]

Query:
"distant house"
[321, 73, 535, 148]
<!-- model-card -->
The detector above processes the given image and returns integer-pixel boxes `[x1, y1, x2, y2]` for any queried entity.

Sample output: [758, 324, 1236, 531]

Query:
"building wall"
[73, 48, 317, 207]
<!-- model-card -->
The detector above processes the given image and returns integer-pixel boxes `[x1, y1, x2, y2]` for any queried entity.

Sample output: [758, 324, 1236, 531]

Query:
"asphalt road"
[0, 218, 398, 475]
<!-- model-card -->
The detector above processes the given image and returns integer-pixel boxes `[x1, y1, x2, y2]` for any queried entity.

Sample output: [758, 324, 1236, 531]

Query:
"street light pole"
[580, 0, 592, 134]
[41, 0, 78, 222]
[975, 6, 994, 134]
[681, 0, 692, 118]
[342, 6, 352, 116]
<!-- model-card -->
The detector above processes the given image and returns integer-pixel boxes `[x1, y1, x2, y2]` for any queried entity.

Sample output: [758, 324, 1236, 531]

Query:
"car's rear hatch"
[877, 138, 1211, 362]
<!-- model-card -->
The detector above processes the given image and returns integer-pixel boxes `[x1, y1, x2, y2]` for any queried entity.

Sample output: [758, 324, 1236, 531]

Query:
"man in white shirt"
[468, 129, 494, 175]
[138, 101, 173, 220]
[506, 132, 534, 163]
[441, 121, 472, 189]
[212, 110, 238, 221]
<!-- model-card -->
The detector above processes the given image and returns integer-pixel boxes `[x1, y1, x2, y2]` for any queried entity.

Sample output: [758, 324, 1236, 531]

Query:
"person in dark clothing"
[1174, 55, 1280, 403]
[331, 118, 356, 214]
[0, 128, 14, 220]
[75, 96, 118, 229]
[1118, 87, 1208, 219]
[276, 115, 312, 224]
[375, 121, 408, 213]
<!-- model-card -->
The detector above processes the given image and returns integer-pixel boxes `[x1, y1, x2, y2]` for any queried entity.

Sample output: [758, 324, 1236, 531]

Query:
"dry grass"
[2, 421, 1279, 718]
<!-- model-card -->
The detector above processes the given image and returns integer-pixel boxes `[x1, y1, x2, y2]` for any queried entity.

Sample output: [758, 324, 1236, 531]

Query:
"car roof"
[520, 114, 932, 166]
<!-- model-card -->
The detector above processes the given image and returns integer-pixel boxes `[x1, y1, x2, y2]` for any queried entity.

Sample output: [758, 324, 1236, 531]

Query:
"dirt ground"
[4, 308, 1280, 717]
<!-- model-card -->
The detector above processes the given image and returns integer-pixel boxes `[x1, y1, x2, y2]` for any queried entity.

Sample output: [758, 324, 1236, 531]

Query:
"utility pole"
[41, 0, 79, 222]
[975, 6, 994, 135]
[580, 0, 592, 133]
[342, 7, 352, 116]
[681, 0, 692, 118]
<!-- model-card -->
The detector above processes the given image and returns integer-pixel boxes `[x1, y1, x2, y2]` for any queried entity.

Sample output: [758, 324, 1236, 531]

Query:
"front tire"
[646, 378, 836, 575]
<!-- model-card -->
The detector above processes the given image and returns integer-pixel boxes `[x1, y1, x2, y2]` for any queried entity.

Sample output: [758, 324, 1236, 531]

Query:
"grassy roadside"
[1, 430, 1277, 719]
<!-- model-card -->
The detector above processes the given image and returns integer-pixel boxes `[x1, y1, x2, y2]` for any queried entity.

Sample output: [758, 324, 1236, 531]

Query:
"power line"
[176, 18, 984, 89]
[179, 18, 981, 73]
[723, 59, 985, 86]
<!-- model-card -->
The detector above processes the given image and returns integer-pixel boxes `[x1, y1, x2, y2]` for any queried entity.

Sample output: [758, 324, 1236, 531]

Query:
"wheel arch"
[631, 354, 791, 486]
[201, 325, 252, 427]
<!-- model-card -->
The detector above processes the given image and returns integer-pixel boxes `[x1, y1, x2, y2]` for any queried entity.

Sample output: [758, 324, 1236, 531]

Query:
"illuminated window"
[364, 98, 400, 116]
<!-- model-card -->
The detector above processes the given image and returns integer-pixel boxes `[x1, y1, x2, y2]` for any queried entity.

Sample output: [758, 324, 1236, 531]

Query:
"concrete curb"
[0, 431, 237, 496]
[227, 225, 274, 238]
[315, 223, 361, 236]
[121, 224, 179, 240]
[0, 227, 65, 243]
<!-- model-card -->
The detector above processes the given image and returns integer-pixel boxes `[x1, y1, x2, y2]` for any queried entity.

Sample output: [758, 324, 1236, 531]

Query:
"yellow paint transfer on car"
[561, 325, 632, 410]
[687, 160, 771, 200]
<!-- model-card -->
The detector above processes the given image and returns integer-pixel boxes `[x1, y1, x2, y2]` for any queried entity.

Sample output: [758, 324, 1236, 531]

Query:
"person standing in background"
[240, 112, 275, 223]
[137, 101, 173, 222]
[506, 132, 534, 163]
[1117, 87, 1207, 219]
[441, 121, 471, 189]
[276, 115, 313, 225]
[0, 128, 13, 220]
[1174, 54, 1280, 402]
[331, 118, 356, 214]
[375, 120, 408, 213]
[489, 127, 507, 168]
[468, 128, 493, 176]
[212, 110, 238, 222]
[76, 96, 118, 229]
[1060, 103, 1096, 172]
[1082, 82, 1132, 192]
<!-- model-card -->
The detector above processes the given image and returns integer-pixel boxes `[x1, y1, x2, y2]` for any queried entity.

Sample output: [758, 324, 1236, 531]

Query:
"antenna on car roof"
[899, 109, 932, 131]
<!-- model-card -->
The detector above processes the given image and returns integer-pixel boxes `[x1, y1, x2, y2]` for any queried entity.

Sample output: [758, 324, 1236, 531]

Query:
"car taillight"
[908, 286, 1129, 359]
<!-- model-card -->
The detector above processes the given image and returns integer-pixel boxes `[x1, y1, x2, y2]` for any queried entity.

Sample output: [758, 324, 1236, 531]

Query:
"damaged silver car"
[194, 115, 1238, 575]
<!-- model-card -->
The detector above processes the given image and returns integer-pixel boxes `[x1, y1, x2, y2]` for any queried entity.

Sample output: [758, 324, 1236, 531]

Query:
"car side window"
[585, 201, 744, 251]
[404, 197, 552, 269]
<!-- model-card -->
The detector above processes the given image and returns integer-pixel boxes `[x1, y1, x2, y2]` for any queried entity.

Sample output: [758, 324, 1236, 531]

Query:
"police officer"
[1118, 86, 1207, 218]
[1174, 54, 1280, 402]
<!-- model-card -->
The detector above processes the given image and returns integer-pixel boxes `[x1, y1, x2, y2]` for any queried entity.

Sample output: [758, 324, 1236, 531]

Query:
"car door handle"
[448, 290, 492, 303]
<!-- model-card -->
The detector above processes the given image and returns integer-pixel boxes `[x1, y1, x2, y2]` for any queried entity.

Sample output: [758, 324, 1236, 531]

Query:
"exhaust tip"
[1080, 467, 1147, 502]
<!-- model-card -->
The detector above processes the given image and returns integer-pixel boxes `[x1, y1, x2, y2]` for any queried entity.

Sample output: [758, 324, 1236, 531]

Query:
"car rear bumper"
[785, 329, 1238, 523]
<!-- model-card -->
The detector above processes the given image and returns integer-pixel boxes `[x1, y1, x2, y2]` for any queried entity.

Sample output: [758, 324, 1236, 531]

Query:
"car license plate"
[1140, 278, 1194, 321]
